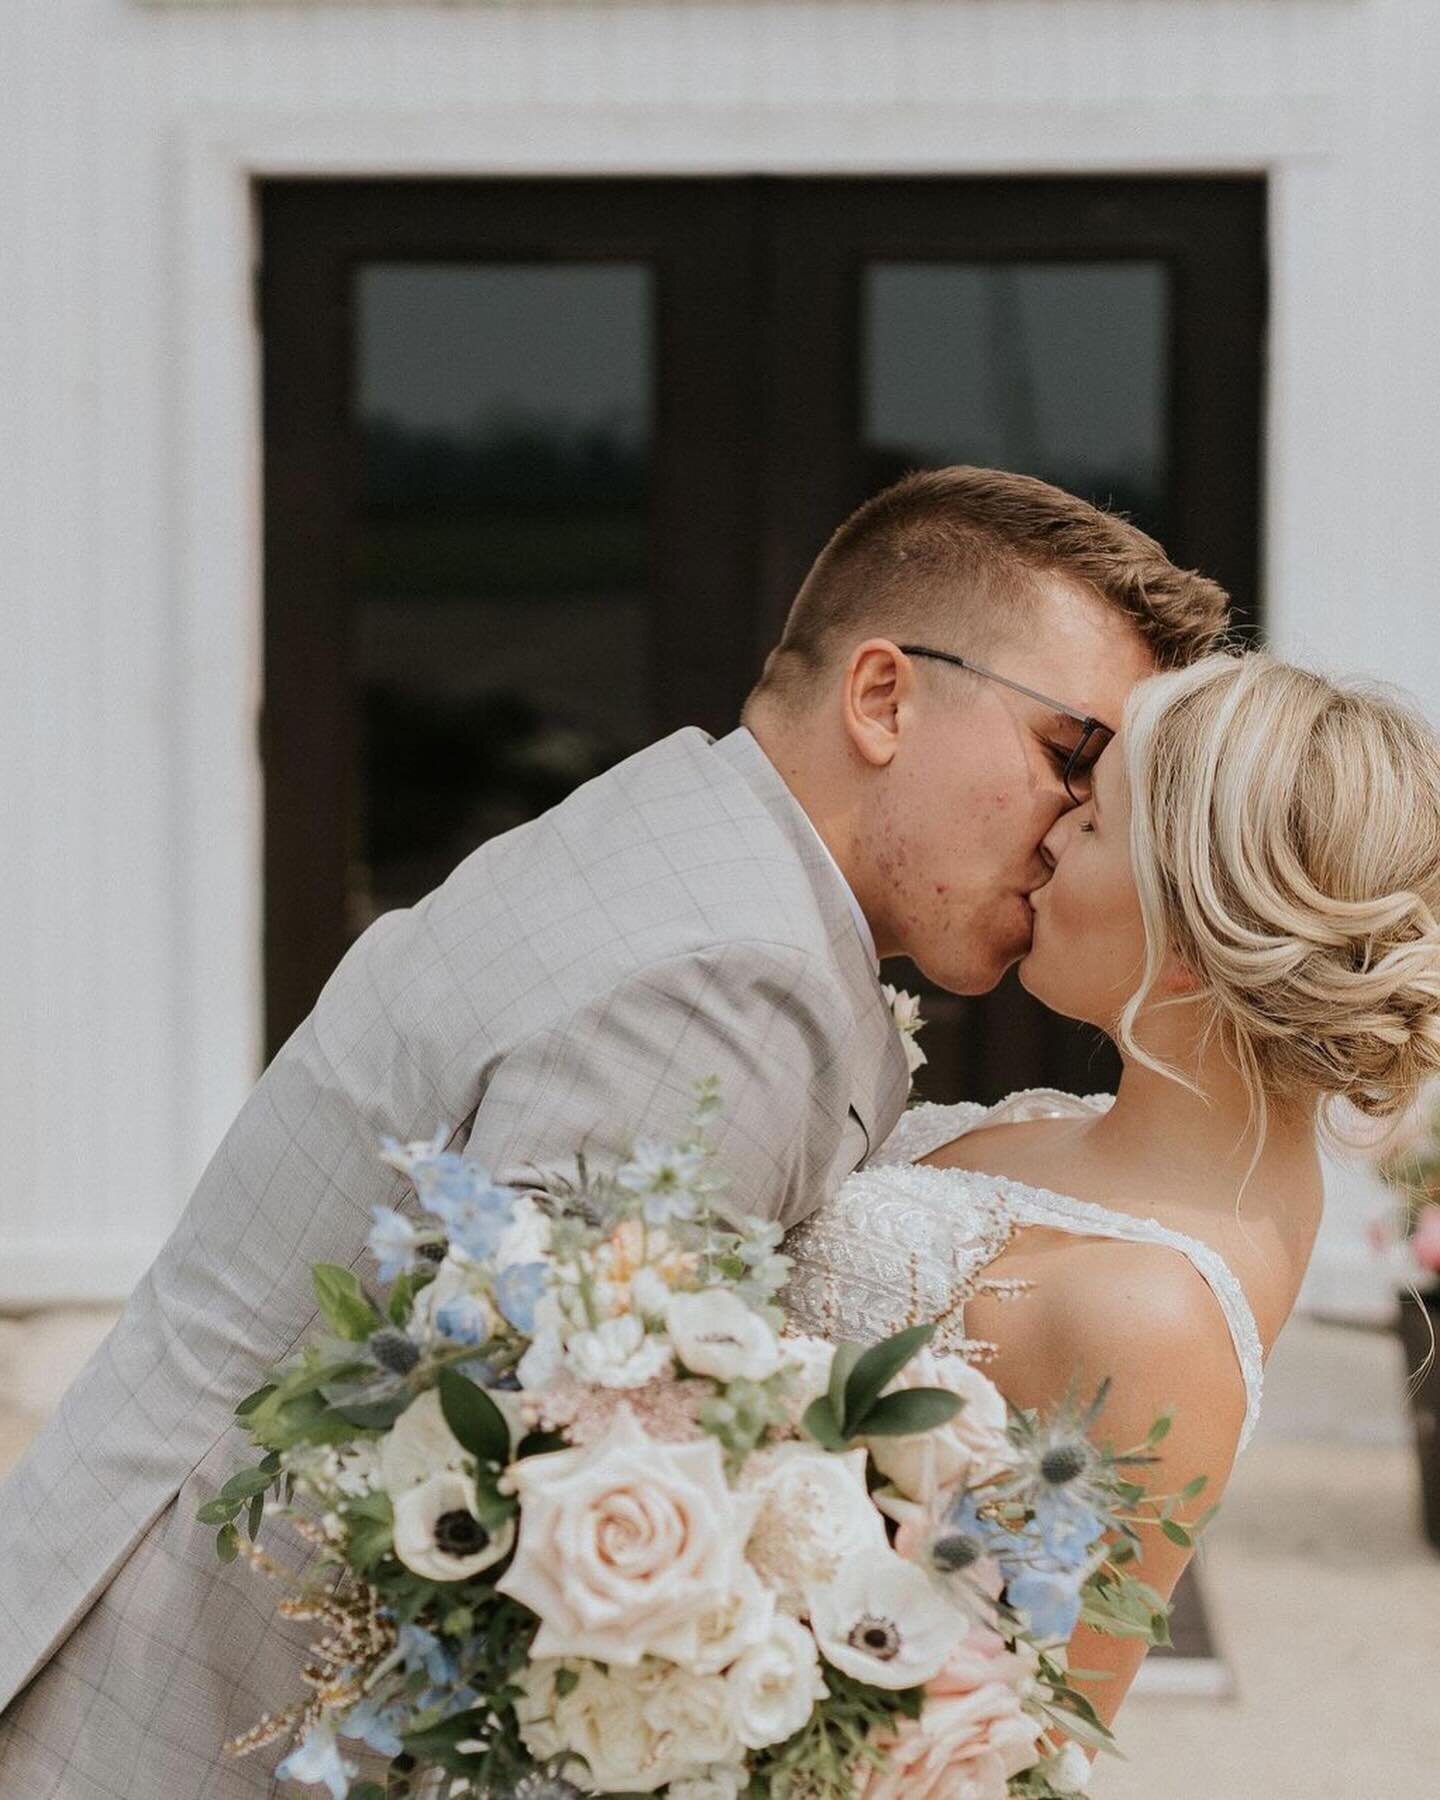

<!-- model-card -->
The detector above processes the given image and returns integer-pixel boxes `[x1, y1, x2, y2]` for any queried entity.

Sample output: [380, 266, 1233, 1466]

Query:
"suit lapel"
[710, 727, 911, 1157]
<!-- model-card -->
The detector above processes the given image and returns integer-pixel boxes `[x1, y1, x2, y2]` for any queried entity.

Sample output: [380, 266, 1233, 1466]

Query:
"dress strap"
[1000, 1184, 1265, 1455]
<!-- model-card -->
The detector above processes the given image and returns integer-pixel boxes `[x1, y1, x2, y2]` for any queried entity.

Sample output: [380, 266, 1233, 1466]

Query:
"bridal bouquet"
[203, 1080, 1211, 1800]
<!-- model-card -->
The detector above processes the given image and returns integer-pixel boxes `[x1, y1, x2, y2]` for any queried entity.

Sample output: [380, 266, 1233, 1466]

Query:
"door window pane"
[864, 262, 1170, 540]
[352, 263, 654, 931]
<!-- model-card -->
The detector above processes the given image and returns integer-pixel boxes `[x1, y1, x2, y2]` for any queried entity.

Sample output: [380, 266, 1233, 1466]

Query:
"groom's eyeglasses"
[896, 645, 1115, 806]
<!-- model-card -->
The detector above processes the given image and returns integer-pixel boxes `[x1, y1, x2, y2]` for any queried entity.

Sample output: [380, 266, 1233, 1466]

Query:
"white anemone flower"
[380, 1388, 472, 1495]
[666, 1289, 781, 1383]
[391, 1468, 515, 1581]
[809, 1549, 969, 1689]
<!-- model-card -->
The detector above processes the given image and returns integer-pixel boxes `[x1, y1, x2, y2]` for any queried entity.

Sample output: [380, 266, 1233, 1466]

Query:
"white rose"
[668, 1767, 748, 1800]
[516, 1661, 736, 1795]
[496, 1406, 761, 1667]
[516, 1660, 662, 1793]
[566, 1312, 674, 1389]
[641, 1664, 741, 1778]
[881, 983, 924, 1034]
[742, 1444, 887, 1613]
[725, 1612, 827, 1749]
[379, 1388, 470, 1495]
[685, 1563, 775, 1675]
[777, 1335, 834, 1425]
[391, 1468, 515, 1581]
[1047, 1742, 1093, 1793]
[666, 1290, 782, 1383]
[810, 1549, 969, 1689]
[866, 1350, 1015, 1503]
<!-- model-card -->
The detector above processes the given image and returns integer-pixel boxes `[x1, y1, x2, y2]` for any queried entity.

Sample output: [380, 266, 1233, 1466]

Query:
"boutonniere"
[881, 983, 928, 1082]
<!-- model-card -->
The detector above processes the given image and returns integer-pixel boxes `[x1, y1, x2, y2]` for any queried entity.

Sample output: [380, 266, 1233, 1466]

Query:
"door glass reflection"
[351, 263, 654, 934]
[864, 262, 1170, 540]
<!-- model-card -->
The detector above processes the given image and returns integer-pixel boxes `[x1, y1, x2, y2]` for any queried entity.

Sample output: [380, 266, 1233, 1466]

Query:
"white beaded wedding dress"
[783, 1088, 1264, 1454]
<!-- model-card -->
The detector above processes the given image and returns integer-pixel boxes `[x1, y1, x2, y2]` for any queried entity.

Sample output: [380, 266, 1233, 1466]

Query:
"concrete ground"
[1, 1306, 1436, 1797]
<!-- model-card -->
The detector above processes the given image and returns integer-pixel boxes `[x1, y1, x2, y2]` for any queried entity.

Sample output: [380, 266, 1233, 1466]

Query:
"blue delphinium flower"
[398, 1622, 459, 1688]
[1006, 1564, 1085, 1642]
[434, 1292, 494, 1346]
[380, 1135, 519, 1261]
[338, 1693, 408, 1759]
[421, 1160, 517, 1260]
[275, 1722, 358, 1799]
[1038, 1498, 1105, 1571]
[495, 1261, 547, 1334]
[366, 1205, 430, 1282]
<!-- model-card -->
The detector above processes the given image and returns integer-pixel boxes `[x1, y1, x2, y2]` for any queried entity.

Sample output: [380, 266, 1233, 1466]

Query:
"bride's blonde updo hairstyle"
[1118, 651, 1440, 1124]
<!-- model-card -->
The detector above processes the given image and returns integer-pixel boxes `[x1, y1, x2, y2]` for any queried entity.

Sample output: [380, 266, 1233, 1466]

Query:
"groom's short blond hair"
[744, 466, 1231, 717]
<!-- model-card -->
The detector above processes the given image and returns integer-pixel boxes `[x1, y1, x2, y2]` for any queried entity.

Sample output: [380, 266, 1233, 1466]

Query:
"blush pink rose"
[856, 1628, 1042, 1800]
[929, 1622, 1038, 1698]
[1412, 1204, 1440, 1275]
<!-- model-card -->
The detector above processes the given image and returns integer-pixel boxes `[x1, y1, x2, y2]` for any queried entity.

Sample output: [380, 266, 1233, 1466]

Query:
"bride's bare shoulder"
[977, 1237, 1249, 1472]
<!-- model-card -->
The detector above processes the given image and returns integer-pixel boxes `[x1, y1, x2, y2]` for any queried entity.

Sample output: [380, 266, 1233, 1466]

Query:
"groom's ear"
[841, 640, 911, 769]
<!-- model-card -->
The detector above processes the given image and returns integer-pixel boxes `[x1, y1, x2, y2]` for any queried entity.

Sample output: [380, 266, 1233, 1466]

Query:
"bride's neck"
[1095, 1025, 1317, 1195]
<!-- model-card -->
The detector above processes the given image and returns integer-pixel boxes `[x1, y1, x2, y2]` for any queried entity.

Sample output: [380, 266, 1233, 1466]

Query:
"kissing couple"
[3, 465, 1440, 1794]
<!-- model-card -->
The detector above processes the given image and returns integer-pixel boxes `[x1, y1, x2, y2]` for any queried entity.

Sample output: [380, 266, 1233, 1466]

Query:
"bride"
[783, 650, 1440, 1742]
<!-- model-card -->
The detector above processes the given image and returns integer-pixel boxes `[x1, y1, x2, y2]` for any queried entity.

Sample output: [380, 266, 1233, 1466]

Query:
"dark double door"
[260, 176, 1265, 1090]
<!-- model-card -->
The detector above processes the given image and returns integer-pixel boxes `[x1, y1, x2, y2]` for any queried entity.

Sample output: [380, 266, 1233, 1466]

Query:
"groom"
[0, 466, 1226, 1794]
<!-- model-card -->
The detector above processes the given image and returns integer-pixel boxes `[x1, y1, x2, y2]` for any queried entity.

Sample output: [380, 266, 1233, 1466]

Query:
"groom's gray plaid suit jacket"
[0, 724, 910, 1797]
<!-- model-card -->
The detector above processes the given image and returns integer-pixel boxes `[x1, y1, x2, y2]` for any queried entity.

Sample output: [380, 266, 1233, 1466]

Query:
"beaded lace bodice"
[782, 1088, 1264, 1454]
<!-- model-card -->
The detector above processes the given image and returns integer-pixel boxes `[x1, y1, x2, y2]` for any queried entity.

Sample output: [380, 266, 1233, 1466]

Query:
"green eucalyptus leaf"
[348, 1517, 394, 1571]
[1145, 1410, 1174, 1448]
[1039, 1700, 1114, 1753]
[312, 1263, 384, 1342]
[438, 1367, 510, 1467]
[400, 1705, 491, 1757]
[246, 1492, 264, 1541]
[331, 1394, 410, 1431]
[220, 1466, 278, 1503]
[858, 1387, 963, 1438]
[1179, 1474, 1208, 1501]
[387, 1267, 433, 1329]
[1160, 1519, 1192, 1548]
[842, 1322, 936, 1430]
[472, 1486, 519, 1536]
[215, 1523, 240, 1564]
[554, 1666, 580, 1700]
[234, 1382, 276, 1418]
[801, 1395, 850, 1453]
[827, 1342, 864, 1419]
[247, 1386, 361, 1451]
[274, 1356, 375, 1401]
[517, 1429, 568, 1459]
[195, 1497, 242, 1525]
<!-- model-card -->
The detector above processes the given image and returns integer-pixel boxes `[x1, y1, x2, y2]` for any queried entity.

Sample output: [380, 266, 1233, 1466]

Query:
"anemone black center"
[847, 1613, 900, 1659]
[435, 1510, 488, 1556]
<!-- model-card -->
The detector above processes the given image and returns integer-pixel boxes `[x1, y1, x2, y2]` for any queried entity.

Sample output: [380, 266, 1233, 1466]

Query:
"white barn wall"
[0, 0, 1433, 1303]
